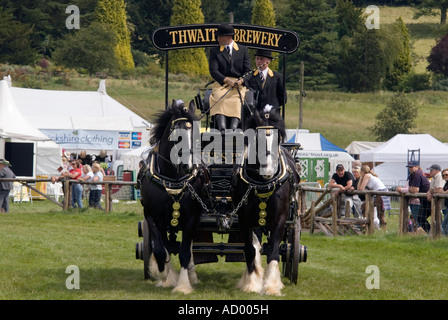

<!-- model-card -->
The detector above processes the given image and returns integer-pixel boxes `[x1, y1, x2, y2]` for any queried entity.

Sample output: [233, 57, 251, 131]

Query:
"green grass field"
[1, 200, 447, 300]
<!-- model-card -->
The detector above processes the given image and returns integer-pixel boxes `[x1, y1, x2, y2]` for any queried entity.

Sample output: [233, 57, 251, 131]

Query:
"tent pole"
[165, 51, 169, 110]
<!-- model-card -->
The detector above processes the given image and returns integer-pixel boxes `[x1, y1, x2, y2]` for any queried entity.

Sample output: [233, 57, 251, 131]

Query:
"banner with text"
[41, 129, 143, 150]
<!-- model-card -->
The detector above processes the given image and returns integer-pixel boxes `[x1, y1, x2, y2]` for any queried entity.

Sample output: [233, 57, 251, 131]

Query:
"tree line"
[0, 0, 447, 92]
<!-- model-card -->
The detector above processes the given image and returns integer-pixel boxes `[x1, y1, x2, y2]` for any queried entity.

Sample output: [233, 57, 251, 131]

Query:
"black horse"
[233, 107, 300, 295]
[138, 100, 205, 294]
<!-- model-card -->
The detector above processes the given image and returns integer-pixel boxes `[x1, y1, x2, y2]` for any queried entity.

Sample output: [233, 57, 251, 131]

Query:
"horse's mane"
[245, 108, 286, 142]
[150, 100, 199, 145]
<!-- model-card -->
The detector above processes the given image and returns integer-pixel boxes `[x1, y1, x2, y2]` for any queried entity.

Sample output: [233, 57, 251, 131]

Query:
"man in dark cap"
[396, 160, 429, 228]
[0, 159, 16, 213]
[246, 49, 286, 111]
[418, 164, 445, 233]
[208, 23, 252, 133]
[328, 164, 354, 217]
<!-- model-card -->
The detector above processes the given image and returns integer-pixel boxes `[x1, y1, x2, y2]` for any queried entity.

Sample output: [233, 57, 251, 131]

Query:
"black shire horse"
[138, 100, 205, 294]
[233, 107, 300, 295]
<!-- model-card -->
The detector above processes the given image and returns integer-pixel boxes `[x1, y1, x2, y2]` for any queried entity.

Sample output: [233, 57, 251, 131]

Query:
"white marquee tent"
[0, 79, 62, 176]
[9, 80, 151, 156]
[345, 141, 384, 159]
[359, 134, 448, 184]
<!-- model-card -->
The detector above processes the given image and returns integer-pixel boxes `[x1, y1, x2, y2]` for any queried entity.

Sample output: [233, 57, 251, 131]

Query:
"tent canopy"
[10, 80, 151, 131]
[0, 80, 50, 141]
[9, 80, 151, 151]
[345, 141, 383, 157]
[359, 134, 448, 163]
[360, 134, 448, 185]
[0, 79, 62, 176]
[286, 131, 346, 152]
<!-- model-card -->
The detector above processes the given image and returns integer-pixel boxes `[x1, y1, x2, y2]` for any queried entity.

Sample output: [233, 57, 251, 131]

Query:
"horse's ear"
[167, 100, 175, 111]
[188, 100, 196, 114]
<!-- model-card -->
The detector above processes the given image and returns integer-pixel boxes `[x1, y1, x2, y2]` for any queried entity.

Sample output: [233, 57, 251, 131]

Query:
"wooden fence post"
[430, 198, 442, 239]
[398, 196, 409, 235]
[331, 192, 338, 236]
[365, 193, 375, 235]
[310, 200, 315, 234]
[63, 179, 71, 211]
[105, 182, 111, 213]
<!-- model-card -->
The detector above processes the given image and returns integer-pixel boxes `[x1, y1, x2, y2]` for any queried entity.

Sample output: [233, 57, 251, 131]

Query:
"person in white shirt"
[427, 164, 444, 201]
[358, 165, 391, 229]
[89, 163, 104, 210]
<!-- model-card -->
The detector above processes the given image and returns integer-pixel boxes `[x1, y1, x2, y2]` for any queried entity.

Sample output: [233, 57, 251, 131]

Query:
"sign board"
[41, 129, 143, 150]
[152, 24, 300, 53]
[299, 157, 329, 187]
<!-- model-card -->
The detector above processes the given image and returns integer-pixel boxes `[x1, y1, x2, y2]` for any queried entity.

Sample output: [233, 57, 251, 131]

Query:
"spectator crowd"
[50, 149, 113, 211]
[328, 159, 448, 236]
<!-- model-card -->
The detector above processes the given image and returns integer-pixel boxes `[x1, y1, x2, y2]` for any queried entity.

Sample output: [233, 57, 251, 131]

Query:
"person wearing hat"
[328, 164, 354, 218]
[208, 23, 252, 133]
[417, 164, 445, 233]
[396, 161, 430, 232]
[246, 49, 286, 112]
[0, 159, 16, 213]
[396, 161, 424, 227]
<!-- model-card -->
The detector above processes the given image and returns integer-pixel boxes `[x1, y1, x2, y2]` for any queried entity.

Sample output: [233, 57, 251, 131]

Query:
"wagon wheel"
[137, 219, 152, 280]
[281, 219, 300, 284]
[289, 219, 301, 285]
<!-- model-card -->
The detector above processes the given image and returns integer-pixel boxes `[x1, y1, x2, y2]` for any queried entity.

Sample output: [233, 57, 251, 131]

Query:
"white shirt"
[430, 171, 444, 191]
[260, 68, 268, 82]
[226, 41, 234, 56]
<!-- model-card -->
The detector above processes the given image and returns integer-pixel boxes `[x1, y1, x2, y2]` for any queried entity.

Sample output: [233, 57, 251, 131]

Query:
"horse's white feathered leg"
[149, 251, 179, 288]
[262, 260, 284, 296]
[187, 244, 198, 285]
[173, 267, 194, 294]
[237, 233, 264, 293]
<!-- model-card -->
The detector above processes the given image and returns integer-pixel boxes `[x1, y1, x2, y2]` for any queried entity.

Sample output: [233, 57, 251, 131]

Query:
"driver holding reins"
[209, 23, 252, 133]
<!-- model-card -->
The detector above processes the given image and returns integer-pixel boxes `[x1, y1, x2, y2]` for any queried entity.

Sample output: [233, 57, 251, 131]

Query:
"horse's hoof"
[173, 285, 194, 294]
[237, 271, 263, 293]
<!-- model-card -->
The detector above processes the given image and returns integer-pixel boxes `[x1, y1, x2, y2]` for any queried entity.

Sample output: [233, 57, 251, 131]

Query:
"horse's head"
[150, 99, 199, 176]
[244, 106, 286, 180]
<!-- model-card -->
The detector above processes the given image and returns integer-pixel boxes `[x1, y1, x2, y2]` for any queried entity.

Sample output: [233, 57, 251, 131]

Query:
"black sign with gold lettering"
[152, 24, 299, 54]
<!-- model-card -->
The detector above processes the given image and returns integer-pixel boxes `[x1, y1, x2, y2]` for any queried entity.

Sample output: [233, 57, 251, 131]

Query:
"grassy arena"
[1, 200, 447, 300]
[2, 5, 448, 300]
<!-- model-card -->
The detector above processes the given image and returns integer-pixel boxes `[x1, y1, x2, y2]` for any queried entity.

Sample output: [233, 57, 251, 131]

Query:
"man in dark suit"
[208, 23, 252, 132]
[246, 49, 286, 111]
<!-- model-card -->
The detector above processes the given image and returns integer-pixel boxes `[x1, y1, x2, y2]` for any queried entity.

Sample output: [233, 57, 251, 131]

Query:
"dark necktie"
[260, 71, 265, 85]
[226, 45, 231, 58]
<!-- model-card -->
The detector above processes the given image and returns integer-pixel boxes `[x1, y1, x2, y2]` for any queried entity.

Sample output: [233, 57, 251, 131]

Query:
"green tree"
[227, 0, 252, 24]
[53, 22, 117, 76]
[0, 6, 38, 64]
[279, 0, 339, 89]
[336, 22, 406, 92]
[251, 0, 278, 70]
[0, 0, 98, 58]
[335, 0, 363, 39]
[127, 0, 173, 56]
[369, 92, 418, 141]
[95, 0, 135, 72]
[384, 17, 413, 90]
[169, 0, 208, 76]
[412, 0, 448, 24]
[202, 0, 228, 23]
